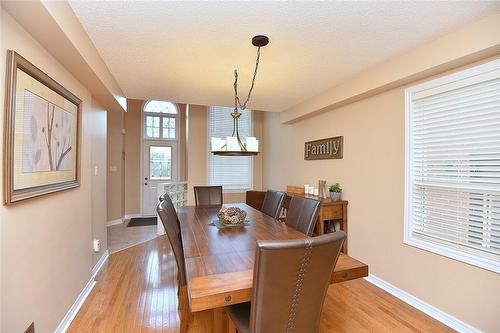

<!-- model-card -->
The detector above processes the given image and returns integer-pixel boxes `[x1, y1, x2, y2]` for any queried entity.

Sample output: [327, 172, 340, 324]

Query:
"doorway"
[108, 100, 180, 253]
[142, 141, 177, 216]
[140, 100, 179, 216]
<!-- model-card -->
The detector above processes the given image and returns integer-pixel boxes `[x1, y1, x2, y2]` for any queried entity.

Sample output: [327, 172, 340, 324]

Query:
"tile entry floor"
[107, 219, 158, 254]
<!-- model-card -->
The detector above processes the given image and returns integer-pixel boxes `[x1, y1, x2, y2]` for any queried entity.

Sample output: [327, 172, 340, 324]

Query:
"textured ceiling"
[69, 1, 500, 112]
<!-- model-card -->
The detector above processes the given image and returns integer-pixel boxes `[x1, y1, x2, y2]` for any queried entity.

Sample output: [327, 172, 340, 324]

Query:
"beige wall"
[106, 107, 124, 221]
[178, 103, 188, 181]
[262, 59, 500, 332]
[186, 105, 208, 205]
[187, 105, 264, 205]
[0, 9, 107, 332]
[91, 102, 108, 265]
[124, 99, 143, 215]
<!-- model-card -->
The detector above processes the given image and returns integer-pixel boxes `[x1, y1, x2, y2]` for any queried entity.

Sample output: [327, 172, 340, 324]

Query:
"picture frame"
[3, 50, 81, 204]
[304, 136, 343, 160]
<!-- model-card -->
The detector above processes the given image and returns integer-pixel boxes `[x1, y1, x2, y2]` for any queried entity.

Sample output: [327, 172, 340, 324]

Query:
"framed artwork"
[3, 50, 81, 204]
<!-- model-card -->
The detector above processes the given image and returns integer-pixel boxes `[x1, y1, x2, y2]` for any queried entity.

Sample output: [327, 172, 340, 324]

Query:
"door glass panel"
[162, 117, 176, 139]
[149, 146, 172, 180]
[146, 116, 160, 138]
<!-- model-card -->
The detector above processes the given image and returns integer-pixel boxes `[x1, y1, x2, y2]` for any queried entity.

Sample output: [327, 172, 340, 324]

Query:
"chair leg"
[179, 285, 192, 333]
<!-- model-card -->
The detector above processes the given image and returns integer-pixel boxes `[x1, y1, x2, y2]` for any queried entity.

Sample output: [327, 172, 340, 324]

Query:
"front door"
[142, 141, 177, 216]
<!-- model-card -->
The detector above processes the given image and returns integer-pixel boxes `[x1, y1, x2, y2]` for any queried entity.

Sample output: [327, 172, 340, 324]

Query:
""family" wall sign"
[304, 136, 343, 160]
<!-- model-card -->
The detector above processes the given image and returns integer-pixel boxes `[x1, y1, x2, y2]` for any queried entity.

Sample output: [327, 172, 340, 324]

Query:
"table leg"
[342, 203, 348, 254]
[316, 216, 324, 235]
[212, 307, 228, 333]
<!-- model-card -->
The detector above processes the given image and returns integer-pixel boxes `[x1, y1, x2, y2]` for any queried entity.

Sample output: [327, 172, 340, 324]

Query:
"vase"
[318, 180, 328, 198]
[329, 192, 341, 201]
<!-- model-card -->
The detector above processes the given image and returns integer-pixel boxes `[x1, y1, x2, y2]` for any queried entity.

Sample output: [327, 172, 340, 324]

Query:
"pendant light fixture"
[211, 35, 269, 156]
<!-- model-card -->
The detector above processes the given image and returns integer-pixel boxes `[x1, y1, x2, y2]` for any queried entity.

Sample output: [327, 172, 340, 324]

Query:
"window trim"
[143, 101, 179, 141]
[404, 59, 500, 273]
[207, 106, 254, 192]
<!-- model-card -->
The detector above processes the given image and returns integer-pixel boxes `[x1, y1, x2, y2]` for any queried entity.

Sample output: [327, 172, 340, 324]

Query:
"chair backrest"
[285, 196, 321, 236]
[194, 186, 223, 206]
[261, 190, 286, 219]
[246, 190, 267, 211]
[157, 195, 186, 285]
[159, 192, 168, 202]
[249, 232, 346, 333]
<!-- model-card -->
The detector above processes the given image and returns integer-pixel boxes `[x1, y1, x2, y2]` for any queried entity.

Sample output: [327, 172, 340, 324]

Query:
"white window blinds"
[208, 106, 252, 190]
[405, 59, 500, 273]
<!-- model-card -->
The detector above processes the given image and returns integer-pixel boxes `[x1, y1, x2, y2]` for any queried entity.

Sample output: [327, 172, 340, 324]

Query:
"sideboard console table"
[283, 193, 349, 254]
[245, 189, 349, 254]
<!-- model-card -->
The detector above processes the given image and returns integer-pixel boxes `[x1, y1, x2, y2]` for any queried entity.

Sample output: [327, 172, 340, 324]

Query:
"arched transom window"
[143, 100, 178, 139]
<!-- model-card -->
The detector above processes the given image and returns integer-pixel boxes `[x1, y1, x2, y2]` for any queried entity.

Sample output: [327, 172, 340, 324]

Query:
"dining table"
[177, 203, 368, 333]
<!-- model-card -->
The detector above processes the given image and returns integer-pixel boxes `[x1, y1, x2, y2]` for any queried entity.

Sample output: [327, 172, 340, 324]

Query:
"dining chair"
[285, 196, 321, 236]
[156, 195, 190, 333]
[159, 192, 168, 202]
[226, 231, 346, 333]
[193, 185, 223, 206]
[245, 190, 267, 211]
[260, 190, 286, 219]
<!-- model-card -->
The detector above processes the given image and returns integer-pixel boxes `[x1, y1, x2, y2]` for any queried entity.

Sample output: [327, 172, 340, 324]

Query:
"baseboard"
[365, 274, 482, 333]
[92, 250, 109, 278]
[123, 213, 142, 220]
[53, 277, 95, 333]
[106, 218, 123, 227]
[54, 250, 109, 333]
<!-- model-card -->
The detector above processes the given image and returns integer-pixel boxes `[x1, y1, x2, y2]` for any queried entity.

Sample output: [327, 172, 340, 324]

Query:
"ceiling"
[69, 1, 500, 112]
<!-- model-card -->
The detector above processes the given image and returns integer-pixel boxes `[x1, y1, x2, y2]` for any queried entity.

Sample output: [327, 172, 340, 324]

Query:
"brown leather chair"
[260, 190, 286, 219]
[245, 190, 266, 211]
[159, 192, 168, 202]
[285, 196, 321, 236]
[193, 185, 223, 206]
[226, 232, 346, 333]
[156, 195, 190, 333]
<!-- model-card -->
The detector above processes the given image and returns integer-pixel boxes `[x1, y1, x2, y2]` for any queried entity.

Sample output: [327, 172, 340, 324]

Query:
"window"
[162, 117, 176, 139]
[405, 59, 500, 273]
[144, 100, 177, 114]
[149, 146, 172, 180]
[145, 116, 160, 138]
[208, 106, 252, 190]
[143, 100, 177, 139]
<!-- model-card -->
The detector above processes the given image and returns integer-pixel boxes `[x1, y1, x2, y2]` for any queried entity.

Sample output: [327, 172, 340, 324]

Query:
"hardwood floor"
[68, 236, 455, 333]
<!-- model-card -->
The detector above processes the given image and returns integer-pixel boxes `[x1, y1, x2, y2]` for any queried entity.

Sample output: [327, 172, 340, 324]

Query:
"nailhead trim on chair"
[286, 238, 313, 333]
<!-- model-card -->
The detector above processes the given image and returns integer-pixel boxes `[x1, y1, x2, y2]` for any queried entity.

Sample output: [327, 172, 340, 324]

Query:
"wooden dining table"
[177, 203, 368, 333]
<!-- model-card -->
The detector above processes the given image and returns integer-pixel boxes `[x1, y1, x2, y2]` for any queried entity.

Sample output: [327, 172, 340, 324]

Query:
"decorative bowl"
[217, 207, 247, 225]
